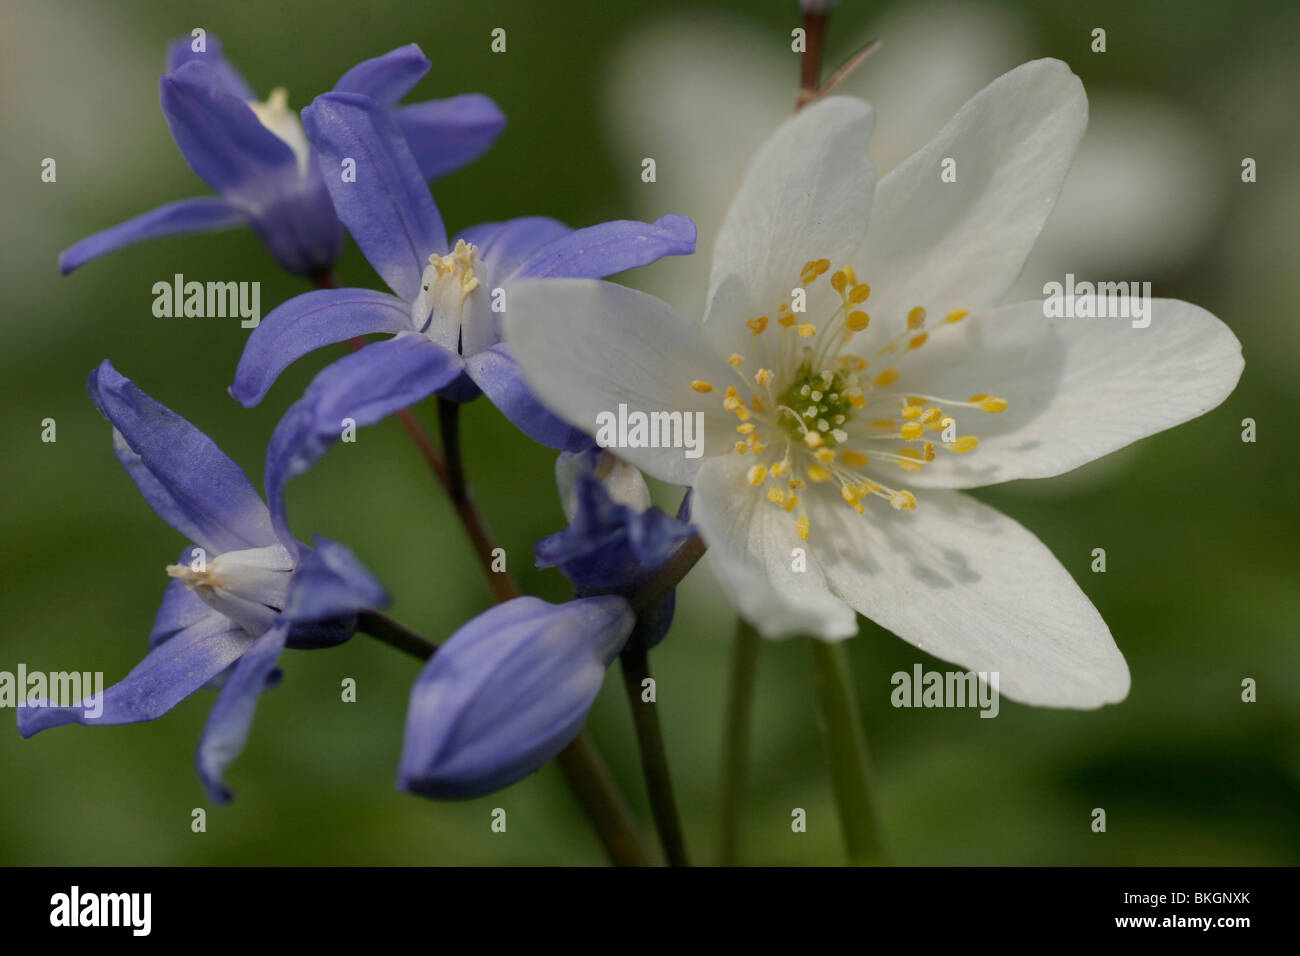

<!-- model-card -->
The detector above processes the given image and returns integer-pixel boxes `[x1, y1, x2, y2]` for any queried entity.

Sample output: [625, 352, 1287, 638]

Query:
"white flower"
[506, 60, 1243, 709]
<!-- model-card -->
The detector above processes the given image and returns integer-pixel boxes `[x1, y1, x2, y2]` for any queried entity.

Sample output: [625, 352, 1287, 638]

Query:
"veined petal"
[90, 361, 276, 554]
[692, 455, 858, 640]
[708, 96, 875, 312]
[815, 489, 1129, 708]
[397, 596, 634, 799]
[457, 216, 572, 280]
[302, 92, 447, 301]
[898, 298, 1244, 488]
[160, 61, 299, 201]
[332, 43, 430, 107]
[511, 214, 697, 281]
[853, 59, 1087, 327]
[265, 334, 462, 546]
[196, 622, 288, 803]
[59, 197, 245, 275]
[230, 288, 413, 407]
[394, 95, 507, 181]
[166, 33, 256, 101]
[504, 279, 736, 485]
[464, 344, 589, 450]
[17, 609, 252, 737]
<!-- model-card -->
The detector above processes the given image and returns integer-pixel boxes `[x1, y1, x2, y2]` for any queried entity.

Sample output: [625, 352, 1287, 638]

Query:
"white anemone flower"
[507, 60, 1243, 709]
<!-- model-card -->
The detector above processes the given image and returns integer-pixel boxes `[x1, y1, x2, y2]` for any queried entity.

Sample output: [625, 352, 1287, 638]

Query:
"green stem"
[718, 618, 760, 865]
[808, 640, 886, 865]
[619, 642, 689, 866]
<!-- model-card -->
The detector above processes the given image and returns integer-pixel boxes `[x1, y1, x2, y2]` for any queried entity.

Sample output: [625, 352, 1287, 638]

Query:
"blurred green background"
[1, 0, 1296, 865]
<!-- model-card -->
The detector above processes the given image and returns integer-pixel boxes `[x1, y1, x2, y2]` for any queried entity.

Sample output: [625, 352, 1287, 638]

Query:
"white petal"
[708, 96, 876, 314]
[692, 455, 858, 640]
[504, 279, 736, 485]
[816, 490, 1129, 708]
[852, 58, 1088, 329]
[895, 297, 1244, 488]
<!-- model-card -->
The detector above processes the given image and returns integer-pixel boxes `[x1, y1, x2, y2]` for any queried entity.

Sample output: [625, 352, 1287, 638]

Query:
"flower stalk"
[718, 617, 760, 865]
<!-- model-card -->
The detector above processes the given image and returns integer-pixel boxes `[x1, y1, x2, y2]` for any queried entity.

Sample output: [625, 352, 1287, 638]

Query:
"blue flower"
[397, 596, 634, 799]
[536, 448, 695, 648]
[17, 361, 388, 803]
[59, 37, 505, 277]
[229, 90, 696, 457]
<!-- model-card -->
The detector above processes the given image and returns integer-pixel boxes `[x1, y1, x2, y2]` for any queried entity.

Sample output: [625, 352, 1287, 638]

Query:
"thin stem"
[797, 11, 828, 108]
[808, 640, 886, 865]
[355, 610, 439, 659]
[718, 618, 760, 865]
[436, 397, 518, 604]
[628, 533, 706, 613]
[619, 641, 689, 866]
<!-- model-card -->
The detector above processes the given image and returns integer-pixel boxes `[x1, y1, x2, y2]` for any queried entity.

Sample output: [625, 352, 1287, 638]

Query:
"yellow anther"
[803, 430, 823, 449]
[750, 440, 766, 454]
[814, 259, 830, 274]
[848, 393, 866, 410]
[737, 423, 755, 434]
[907, 306, 927, 329]
[747, 316, 769, 335]
[908, 332, 929, 350]
[968, 393, 987, 401]
[870, 419, 896, 427]
[922, 441, 936, 462]
[806, 464, 833, 483]
[841, 450, 869, 468]
[848, 284, 871, 304]
[945, 309, 969, 324]
[840, 354, 868, 370]
[796, 514, 811, 540]
[784, 494, 800, 512]
[796, 323, 817, 337]
[901, 405, 921, 420]
[951, 436, 979, 453]
[927, 416, 950, 433]
[770, 459, 790, 478]
[897, 459, 923, 472]
[815, 447, 836, 464]
[778, 314, 796, 327]
[755, 368, 775, 386]
[873, 369, 900, 387]
[750, 395, 766, 412]
[900, 422, 924, 441]
[830, 270, 847, 292]
[840, 484, 858, 505]
[846, 310, 870, 331]
[767, 486, 786, 505]
[747, 464, 768, 486]
[890, 490, 917, 511]
[920, 407, 943, 425]
[728, 353, 744, 368]
[734, 441, 748, 454]
[842, 265, 858, 285]
[978, 397, 1008, 413]
[690, 380, 713, 393]
[788, 478, 806, 491]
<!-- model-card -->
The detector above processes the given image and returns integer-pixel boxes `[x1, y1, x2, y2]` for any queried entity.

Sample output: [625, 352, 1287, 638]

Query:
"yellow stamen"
[690, 380, 713, 393]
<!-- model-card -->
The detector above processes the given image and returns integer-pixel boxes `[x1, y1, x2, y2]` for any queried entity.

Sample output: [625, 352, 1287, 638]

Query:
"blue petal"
[243, 162, 344, 277]
[464, 344, 589, 451]
[283, 536, 390, 623]
[17, 609, 252, 737]
[230, 288, 413, 407]
[394, 95, 506, 181]
[302, 92, 447, 301]
[265, 334, 462, 547]
[90, 361, 276, 554]
[148, 577, 214, 650]
[332, 44, 430, 108]
[511, 214, 697, 280]
[397, 596, 634, 799]
[165, 33, 257, 101]
[456, 216, 572, 281]
[59, 197, 245, 275]
[195, 622, 288, 803]
[160, 61, 298, 203]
